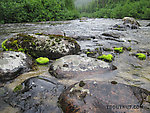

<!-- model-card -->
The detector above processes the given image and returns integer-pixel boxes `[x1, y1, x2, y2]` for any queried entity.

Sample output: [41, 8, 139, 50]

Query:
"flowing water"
[0, 18, 150, 113]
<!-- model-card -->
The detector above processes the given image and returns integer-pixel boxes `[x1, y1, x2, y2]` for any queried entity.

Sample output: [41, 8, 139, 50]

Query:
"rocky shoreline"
[0, 17, 150, 113]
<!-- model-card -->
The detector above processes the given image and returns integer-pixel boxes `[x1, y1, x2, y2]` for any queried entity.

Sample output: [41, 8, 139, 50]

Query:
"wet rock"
[111, 24, 127, 31]
[49, 55, 116, 79]
[146, 23, 150, 27]
[0, 51, 33, 81]
[102, 32, 124, 38]
[123, 17, 141, 26]
[79, 17, 88, 22]
[2, 33, 80, 59]
[58, 80, 150, 113]
[4, 76, 64, 113]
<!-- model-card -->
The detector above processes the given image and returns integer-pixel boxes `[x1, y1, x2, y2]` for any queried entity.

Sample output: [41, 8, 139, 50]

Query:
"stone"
[4, 76, 64, 113]
[0, 51, 33, 81]
[49, 55, 117, 79]
[122, 17, 141, 26]
[2, 33, 80, 59]
[58, 80, 150, 113]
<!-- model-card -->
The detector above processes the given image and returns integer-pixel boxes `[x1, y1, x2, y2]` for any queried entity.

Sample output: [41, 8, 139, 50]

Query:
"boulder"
[49, 55, 117, 79]
[146, 23, 150, 27]
[59, 80, 150, 113]
[4, 76, 64, 113]
[0, 51, 33, 81]
[123, 17, 141, 26]
[2, 33, 80, 59]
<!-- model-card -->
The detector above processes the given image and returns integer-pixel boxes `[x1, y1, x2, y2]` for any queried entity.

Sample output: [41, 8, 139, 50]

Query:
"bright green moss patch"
[36, 57, 49, 64]
[86, 51, 93, 54]
[136, 53, 146, 60]
[97, 54, 113, 62]
[114, 47, 123, 53]
[13, 84, 23, 92]
[1, 39, 8, 51]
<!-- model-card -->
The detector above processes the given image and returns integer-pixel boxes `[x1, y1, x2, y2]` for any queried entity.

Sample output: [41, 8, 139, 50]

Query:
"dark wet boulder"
[0, 51, 33, 81]
[58, 80, 150, 113]
[49, 55, 117, 79]
[146, 23, 150, 27]
[2, 33, 80, 59]
[4, 76, 64, 113]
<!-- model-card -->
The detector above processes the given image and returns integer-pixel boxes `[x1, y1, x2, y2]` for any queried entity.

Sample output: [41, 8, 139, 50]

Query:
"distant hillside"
[77, 0, 150, 19]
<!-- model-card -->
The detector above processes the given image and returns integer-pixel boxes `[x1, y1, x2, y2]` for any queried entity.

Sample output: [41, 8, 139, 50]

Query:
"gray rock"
[0, 51, 33, 81]
[49, 55, 117, 79]
[3, 33, 80, 59]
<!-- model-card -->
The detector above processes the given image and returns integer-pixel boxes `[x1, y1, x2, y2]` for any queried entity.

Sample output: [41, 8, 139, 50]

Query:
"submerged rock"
[58, 80, 150, 113]
[2, 33, 80, 59]
[0, 51, 33, 81]
[49, 55, 117, 79]
[5, 76, 64, 113]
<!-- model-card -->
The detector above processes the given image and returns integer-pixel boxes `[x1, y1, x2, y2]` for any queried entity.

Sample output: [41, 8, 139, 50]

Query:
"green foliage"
[78, 0, 150, 19]
[0, 0, 79, 23]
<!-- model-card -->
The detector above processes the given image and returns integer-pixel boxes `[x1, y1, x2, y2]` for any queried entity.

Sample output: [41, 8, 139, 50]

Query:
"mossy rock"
[2, 33, 80, 59]
[136, 53, 146, 60]
[114, 47, 123, 53]
[36, 57, 49, 65]
[13, 84, 23, 92]
[97, 54, 113, 62]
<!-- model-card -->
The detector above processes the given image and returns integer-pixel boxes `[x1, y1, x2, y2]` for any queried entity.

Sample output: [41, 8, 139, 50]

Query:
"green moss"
[13, 84, 23, 92]
[127, 47, 132, 51]
[1, 39, 8, 51]
[36, 57, 49, 64]
[35, 33, 43, 35]
[128, 40, 131, 42]
[86, 51, 93, 54]
[114, 47, 123, 53]
[97, 54, 113, 62]
[136, 53, 146, 60]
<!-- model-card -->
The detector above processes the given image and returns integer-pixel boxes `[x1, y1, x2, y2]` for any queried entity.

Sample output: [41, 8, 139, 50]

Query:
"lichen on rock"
[2, 33, 80, 60]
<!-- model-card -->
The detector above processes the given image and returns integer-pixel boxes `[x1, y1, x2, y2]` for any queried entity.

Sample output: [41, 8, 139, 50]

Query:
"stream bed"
[0, 18, 150, 113]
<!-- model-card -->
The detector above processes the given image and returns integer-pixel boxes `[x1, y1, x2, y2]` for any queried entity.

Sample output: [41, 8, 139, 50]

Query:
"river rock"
[0, 51, 33, 81]
[4, 76, 64, 113]
[123, 17, 141, 26]
[49, 55, 117, 79]
[2, 33, 80, 59]
[58, 80, 150, 113]
[102, 32, 124, 38]
[146, 23, 150, 27]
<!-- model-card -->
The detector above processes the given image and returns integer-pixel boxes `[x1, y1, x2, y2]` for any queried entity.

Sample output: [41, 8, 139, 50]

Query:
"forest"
[0, 0, 79, 23]
[0, 0, 150, 24]
[78, 0, 150, 19]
